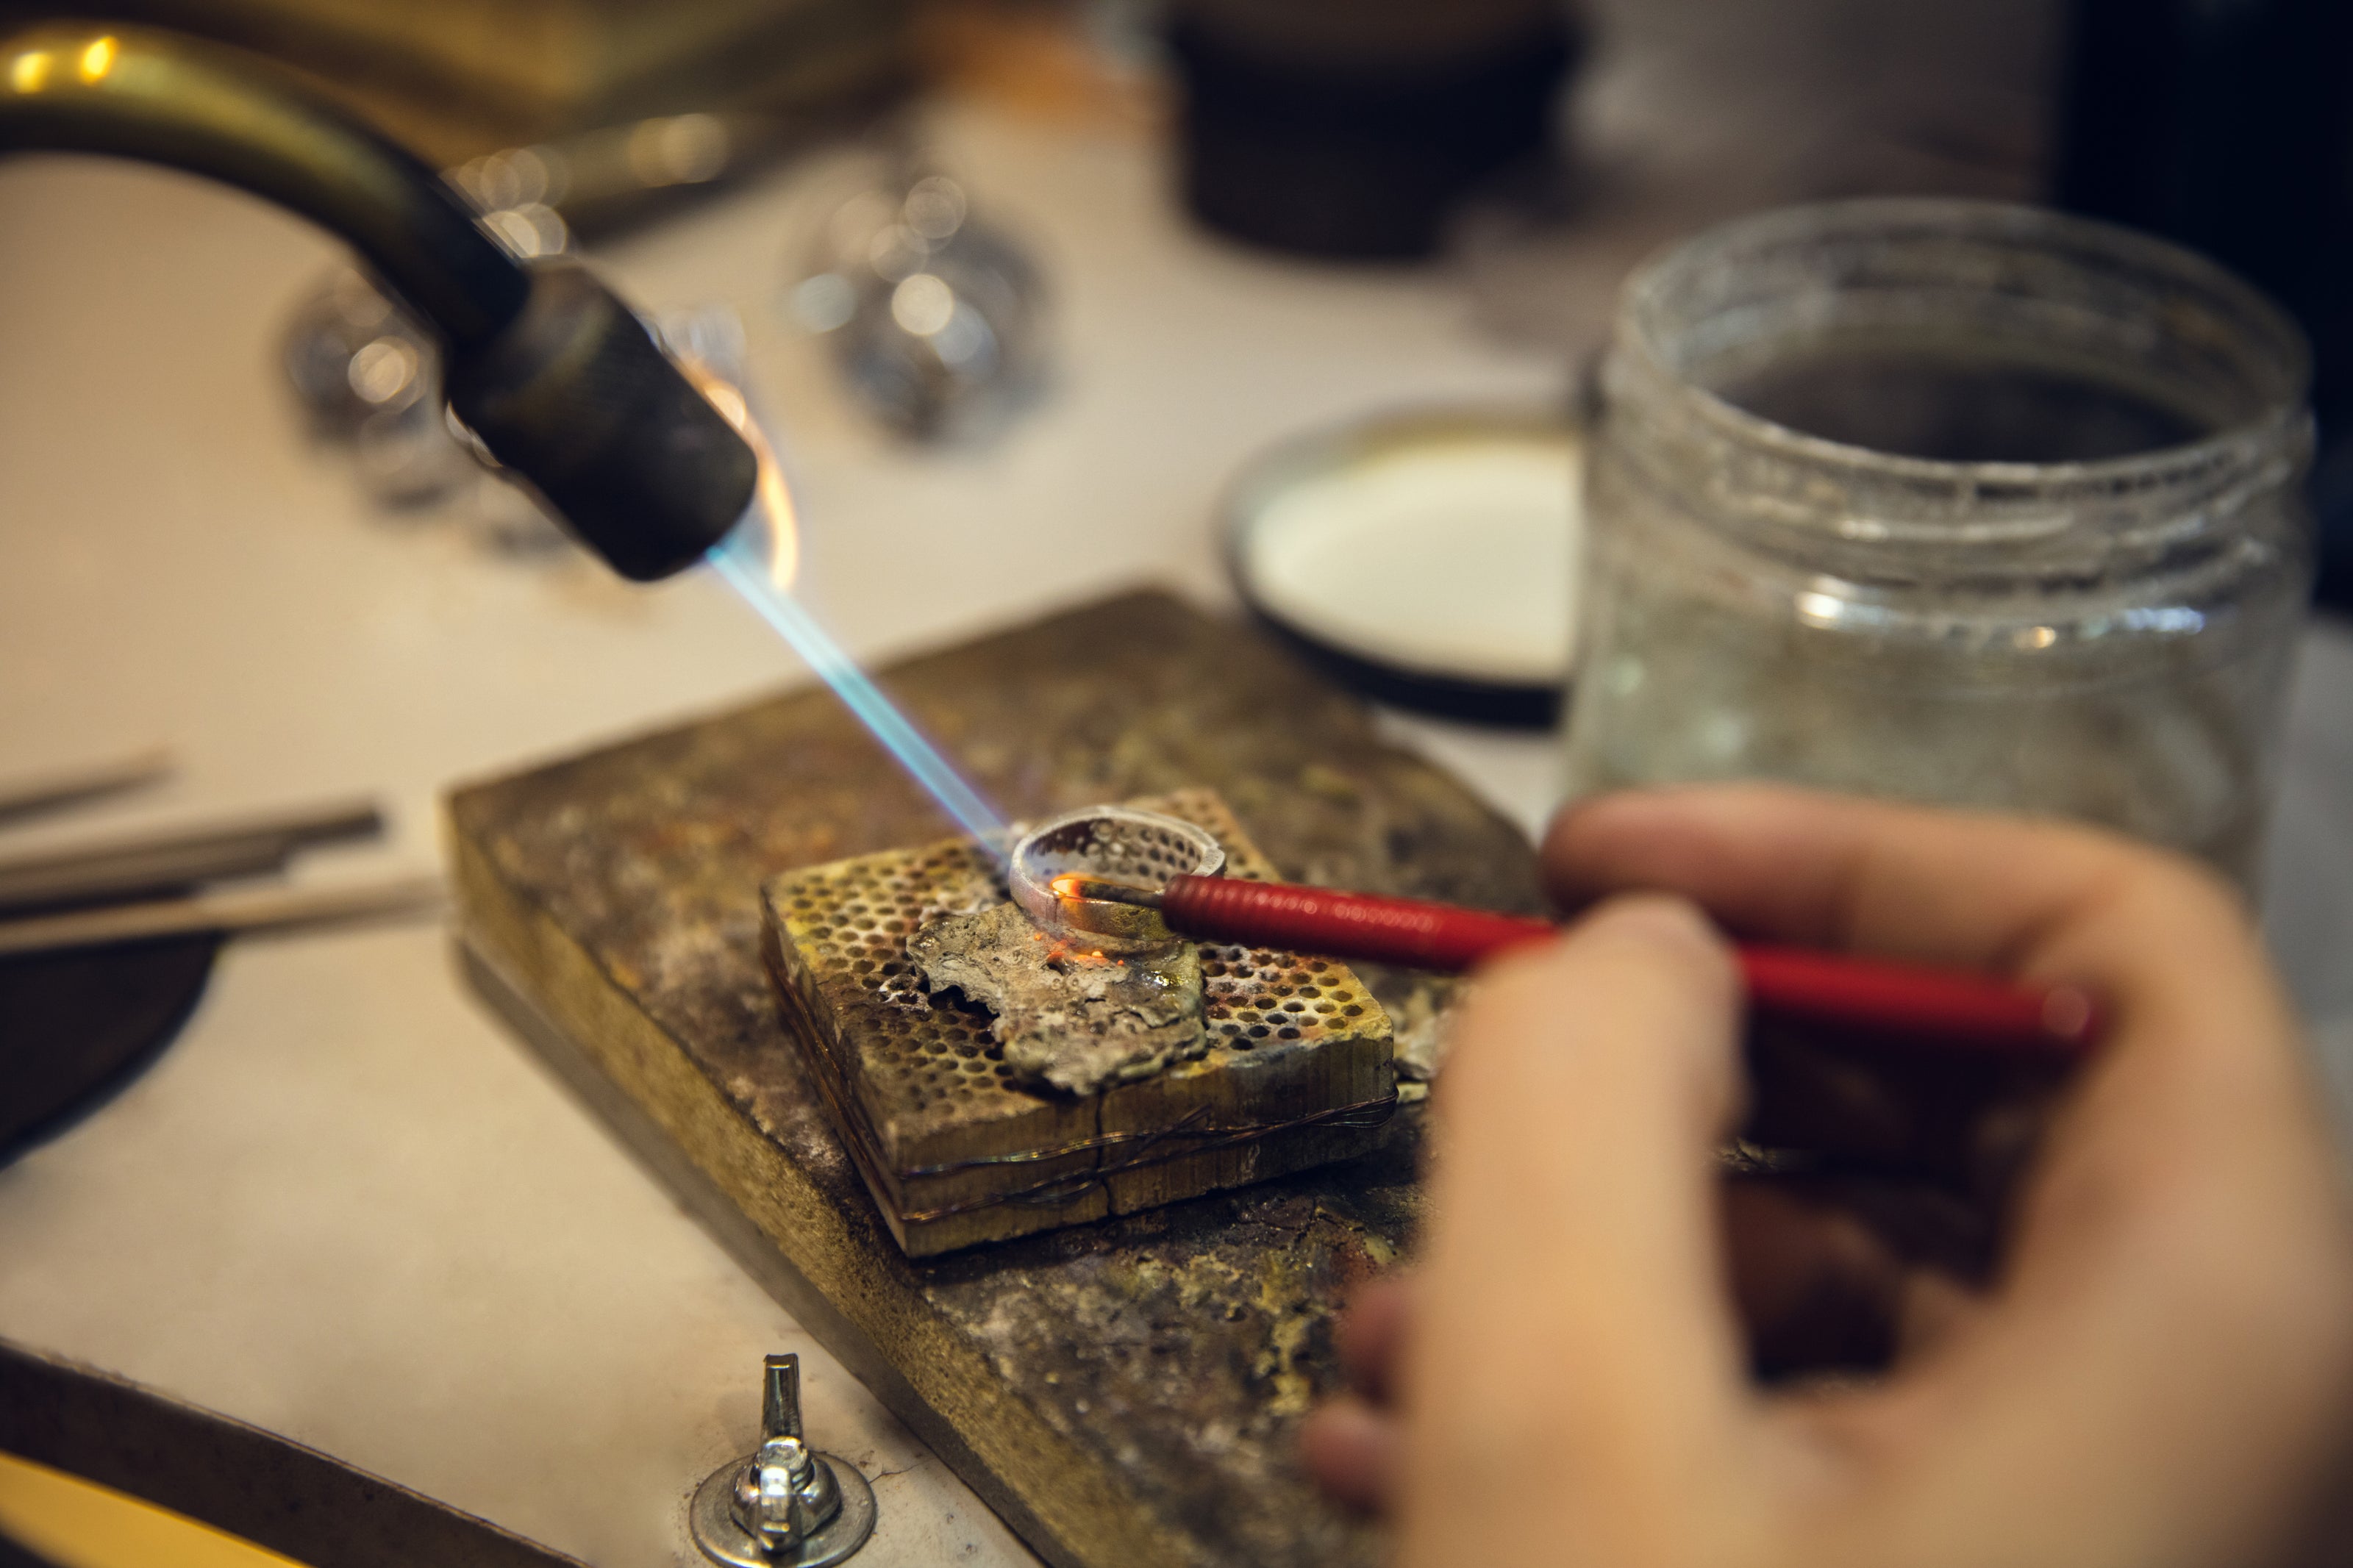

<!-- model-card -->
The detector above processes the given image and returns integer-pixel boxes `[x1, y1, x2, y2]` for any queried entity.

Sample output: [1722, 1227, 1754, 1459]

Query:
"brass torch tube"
[0, 21, 527, 350]
[0, 19, 758, 579]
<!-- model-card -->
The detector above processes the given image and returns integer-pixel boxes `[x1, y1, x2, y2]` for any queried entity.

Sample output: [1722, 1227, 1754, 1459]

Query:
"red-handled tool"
[1060, 873, 2101, 1056]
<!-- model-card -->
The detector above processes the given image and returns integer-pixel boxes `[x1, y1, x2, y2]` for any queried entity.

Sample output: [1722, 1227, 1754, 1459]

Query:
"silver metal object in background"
[690, 1354, 876, 1568]
[785, 160, 1047, 443]
[281, 186, 573, 537]
[282, 268, 479, 512]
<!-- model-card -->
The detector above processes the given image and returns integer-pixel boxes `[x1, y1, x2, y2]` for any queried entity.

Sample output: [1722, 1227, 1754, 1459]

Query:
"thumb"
[1401, 895, 1754, 1556]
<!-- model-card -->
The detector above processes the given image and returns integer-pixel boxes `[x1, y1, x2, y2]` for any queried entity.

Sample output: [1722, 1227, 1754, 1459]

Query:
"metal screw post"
[690, 1353, 876, 1567]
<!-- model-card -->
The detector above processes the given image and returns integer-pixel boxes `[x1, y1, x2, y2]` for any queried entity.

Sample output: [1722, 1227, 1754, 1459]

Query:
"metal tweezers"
[0, 749, 442, 959]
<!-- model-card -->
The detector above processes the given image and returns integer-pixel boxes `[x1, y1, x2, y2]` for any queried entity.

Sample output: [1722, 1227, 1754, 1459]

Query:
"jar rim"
[1613, 198, 2313, 493]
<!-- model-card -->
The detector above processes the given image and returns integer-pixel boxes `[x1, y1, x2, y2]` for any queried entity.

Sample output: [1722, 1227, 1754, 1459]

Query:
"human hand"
[1304, 786, 2353, 1568]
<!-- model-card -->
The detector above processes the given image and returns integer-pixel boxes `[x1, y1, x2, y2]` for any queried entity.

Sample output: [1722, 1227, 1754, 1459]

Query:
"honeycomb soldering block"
[759, 789, 1396, 1256]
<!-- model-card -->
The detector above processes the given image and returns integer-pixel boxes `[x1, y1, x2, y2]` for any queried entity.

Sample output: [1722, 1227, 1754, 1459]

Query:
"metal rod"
[1056, 876, 1162, 909]
[0, 873, 444, 958]
[0, 747, 173, 827]
[761, 1353, 803, 1442]
[0, 801, 383, 914]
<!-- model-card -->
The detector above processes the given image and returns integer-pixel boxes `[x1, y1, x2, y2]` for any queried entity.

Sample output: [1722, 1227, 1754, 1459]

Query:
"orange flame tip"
[678, 357, 799, 593]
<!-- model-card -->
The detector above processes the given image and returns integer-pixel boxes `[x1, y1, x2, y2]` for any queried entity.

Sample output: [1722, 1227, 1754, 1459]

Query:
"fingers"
[1742, 1025, 2071, 1191]
[1721, 1178, 1988, 1377]
[1316, 1175, 1986, 1520]
[1396, 895, 1761, 1562]
[1542, 785, 2319, 1203]
[1334, 1275, 1413, 1407]
[1722, 1179, 1910, 1375]
[1306, 1278, 1413, 1513]
[1301, 1397, 1400, 1516]
[1542, 783, 2215, 979]
[1547, 791, 2353, 1567]
[1858, 1026, 2353, 1568]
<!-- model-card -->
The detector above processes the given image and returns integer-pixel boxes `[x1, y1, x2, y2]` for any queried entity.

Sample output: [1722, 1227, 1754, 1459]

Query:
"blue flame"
[707, 524, 1010, 857]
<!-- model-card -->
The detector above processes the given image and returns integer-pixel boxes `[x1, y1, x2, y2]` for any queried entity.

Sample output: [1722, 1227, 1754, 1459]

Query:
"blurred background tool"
[0, 765, 438, 1164]
[0, 873, 443, 960]
[0, 748, 173, 827]
[783, 152, 1046, 443]
[0, 799, 379, 914]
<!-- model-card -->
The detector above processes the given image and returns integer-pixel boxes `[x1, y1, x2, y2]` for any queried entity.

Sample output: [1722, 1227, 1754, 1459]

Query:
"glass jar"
[1563, 200, 2315, 887]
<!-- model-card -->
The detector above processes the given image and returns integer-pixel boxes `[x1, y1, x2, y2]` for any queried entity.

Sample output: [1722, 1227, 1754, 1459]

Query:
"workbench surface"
[4, 4, 2351, 1562]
